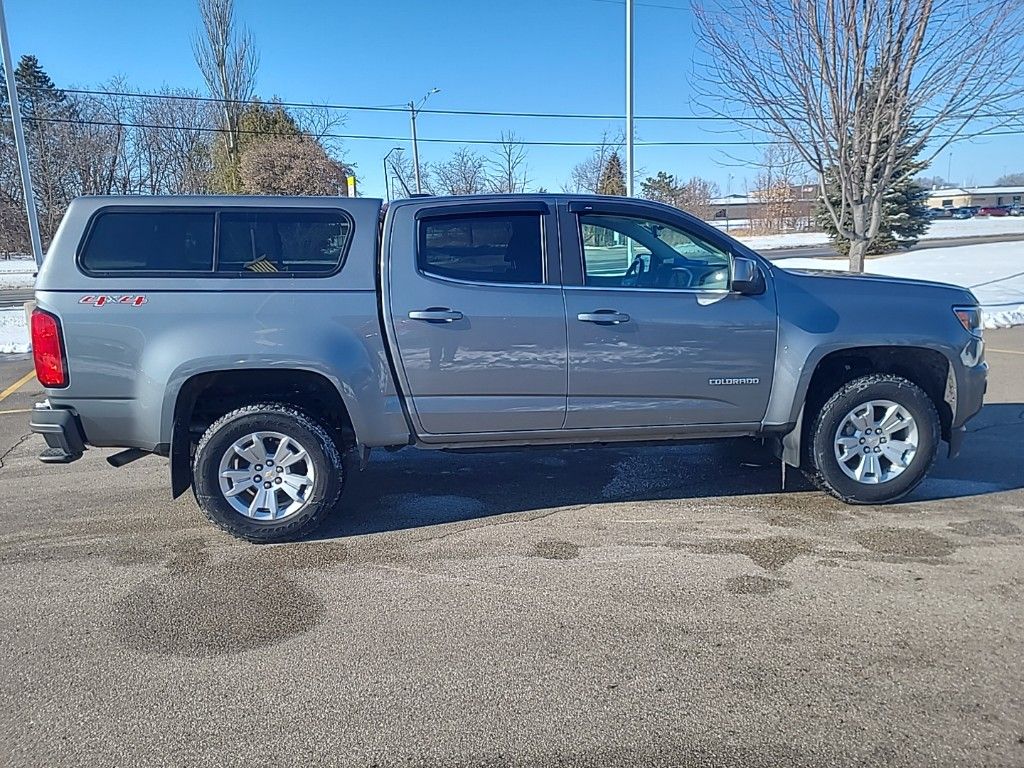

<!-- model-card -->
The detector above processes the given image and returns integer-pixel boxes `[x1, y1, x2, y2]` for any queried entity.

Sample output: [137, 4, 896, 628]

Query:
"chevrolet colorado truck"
[29, 194, 987, 542]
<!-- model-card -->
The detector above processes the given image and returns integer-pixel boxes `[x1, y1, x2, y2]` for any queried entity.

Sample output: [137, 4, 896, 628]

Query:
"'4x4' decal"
[79, 295, 148, 307]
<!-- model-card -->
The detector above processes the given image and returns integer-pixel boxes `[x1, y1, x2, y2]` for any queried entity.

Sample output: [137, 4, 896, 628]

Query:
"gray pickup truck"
[29, 194, 987, 542]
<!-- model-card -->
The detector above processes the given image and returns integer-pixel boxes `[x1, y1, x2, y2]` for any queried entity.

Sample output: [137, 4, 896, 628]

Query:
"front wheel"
[804, 374, 940, 504]
[193, 403, 344, 542]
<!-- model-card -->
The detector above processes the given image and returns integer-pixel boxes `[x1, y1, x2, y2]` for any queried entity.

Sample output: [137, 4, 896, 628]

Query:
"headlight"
[953, 305, 983, 337]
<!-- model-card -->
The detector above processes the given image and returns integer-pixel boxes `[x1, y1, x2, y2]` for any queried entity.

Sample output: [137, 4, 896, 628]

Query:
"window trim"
[575, 210, 732, 293]
[76, 204, 355, 279]
[415, 209, 551, 288]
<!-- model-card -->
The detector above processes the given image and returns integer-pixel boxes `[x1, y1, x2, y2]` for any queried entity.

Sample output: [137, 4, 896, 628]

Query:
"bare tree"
[752, 143, 809, 232]
[676, 176, 720, 221]
[192, 0, 258, 191]
[563, 132, 623, 193]
[489, 132, 529, 193]
[433, 147, 490, 195]
[693, 0, 1024, 270]
[385, 148, 418, 198]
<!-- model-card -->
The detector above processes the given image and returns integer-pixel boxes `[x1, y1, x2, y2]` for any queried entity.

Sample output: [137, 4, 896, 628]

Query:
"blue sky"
[5, 0, 1020, 198]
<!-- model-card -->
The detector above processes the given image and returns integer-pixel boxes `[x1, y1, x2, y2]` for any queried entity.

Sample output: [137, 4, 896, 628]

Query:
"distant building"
[709, 185, 817, 227]
[927, 186, 1024, 209]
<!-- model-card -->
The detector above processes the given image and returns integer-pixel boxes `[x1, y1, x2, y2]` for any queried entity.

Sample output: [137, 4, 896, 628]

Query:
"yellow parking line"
[0, 370, 35, 403]
[988, 347, 1024, 356]
[0, 408, 31, 415]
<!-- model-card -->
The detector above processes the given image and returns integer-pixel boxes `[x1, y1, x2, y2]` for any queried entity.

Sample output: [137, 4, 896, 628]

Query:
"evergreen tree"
[641, 171, 681, 204]
[598, 151, 626, 196]
[817, 142, 930, 256]
[211, 100, 301, 192]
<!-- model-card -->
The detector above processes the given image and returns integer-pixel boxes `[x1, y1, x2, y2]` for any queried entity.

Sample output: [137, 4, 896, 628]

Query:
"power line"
[11, 114, 1024, 147]
[20, 85, 1024, 124]
[6, 115, 779, 146]
[20, 85, 737, 122]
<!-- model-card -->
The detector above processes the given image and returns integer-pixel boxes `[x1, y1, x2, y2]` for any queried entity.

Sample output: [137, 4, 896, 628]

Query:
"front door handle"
[409, 308, 464, 323]
[577, 310, 630, 325]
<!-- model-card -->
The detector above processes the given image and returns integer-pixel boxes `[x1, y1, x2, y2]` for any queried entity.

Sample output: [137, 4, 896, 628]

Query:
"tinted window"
[81, 210, 214, 273]
[217, 210, 350, 274]
[579, 213, 731, 291]
[419, 213, 543, 284]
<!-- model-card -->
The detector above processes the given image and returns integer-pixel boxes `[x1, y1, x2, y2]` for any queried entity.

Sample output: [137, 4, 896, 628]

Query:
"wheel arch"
[777, 345, 953, 468]
[168, 366, 359, 498]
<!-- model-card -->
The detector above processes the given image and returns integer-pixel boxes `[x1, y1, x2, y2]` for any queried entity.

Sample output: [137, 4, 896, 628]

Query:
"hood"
[778, 265, 977, 300]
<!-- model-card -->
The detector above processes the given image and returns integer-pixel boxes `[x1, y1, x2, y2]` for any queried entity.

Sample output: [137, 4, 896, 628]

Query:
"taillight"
[31, 309, 68, 388]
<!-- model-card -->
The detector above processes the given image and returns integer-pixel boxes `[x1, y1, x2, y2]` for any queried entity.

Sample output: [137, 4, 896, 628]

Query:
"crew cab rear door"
[558, 199, 777, 429]
[383, 200, 567, 436]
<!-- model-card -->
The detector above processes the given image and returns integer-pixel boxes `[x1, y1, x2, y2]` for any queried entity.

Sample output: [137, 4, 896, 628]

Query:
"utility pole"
[383, 146, 402, 202]
[0, 0, 43, 267]
[409, 88, 440, 194]
[625, 0, 634, 198]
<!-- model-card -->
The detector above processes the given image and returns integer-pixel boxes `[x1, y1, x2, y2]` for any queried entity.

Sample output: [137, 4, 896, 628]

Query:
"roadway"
[0, 331, 1021, 766]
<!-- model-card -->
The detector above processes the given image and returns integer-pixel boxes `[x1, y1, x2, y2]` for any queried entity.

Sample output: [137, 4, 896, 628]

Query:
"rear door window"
[216, 210, 351, 275]
[80, 210, 215, 273]
[419, 213, 544, 284]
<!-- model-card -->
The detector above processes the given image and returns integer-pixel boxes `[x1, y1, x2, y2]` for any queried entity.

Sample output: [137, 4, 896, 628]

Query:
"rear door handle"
[408, 308, 464, 323]
[577, 310, 630, 325]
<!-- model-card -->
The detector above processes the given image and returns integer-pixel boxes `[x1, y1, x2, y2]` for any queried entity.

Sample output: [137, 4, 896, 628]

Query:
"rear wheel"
[804, 374, 940, 504]
[193, 403, 344, 542]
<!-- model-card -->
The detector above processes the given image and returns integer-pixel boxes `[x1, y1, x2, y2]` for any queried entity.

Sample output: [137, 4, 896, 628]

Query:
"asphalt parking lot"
[0, 330, 1022, 767]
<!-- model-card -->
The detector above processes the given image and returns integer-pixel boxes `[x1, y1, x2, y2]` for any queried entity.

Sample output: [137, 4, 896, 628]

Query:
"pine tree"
[817, 142, 930, 256]
[598, 151, 626, 196]
[211, 99, 301, 192]
[641, 171, 681, 204]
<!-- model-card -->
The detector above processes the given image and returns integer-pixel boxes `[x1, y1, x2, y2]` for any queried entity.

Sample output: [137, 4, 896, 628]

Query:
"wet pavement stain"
[724, 574, 791, 595]
[948, 519, 1022, 537]
[853, 527, 957, 559]
[692, 536, 815, 571]
[114, 538, 325, 657]
[531, 540, 581, 560]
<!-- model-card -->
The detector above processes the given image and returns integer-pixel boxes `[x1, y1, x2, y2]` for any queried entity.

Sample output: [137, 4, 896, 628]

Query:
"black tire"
[804, 374, 940, 504]
[193, 403, 344, 543]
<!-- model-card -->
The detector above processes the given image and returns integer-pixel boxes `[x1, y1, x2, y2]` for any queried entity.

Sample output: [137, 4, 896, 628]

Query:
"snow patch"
[0, 254, 36, 290]
[0, 308, 30, 354]
[734, 216, 1024, 251]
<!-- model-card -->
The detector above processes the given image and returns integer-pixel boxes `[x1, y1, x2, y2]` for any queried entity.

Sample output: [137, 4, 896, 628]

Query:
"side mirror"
[731, 256, 765, 295]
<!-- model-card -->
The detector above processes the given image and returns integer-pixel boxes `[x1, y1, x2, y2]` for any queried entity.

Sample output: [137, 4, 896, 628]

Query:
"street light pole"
[625, 0, 634, 198]
[383, 146, 402, 202]
[409, 88, 439, 194]
[0, 0, 43, 266]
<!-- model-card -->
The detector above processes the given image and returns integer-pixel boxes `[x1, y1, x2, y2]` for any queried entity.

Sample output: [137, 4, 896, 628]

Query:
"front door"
[560, 201, 777, 429]
[387, 203, 567, 436]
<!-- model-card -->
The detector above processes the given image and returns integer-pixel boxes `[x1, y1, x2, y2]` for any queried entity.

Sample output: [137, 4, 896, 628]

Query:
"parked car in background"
[977, 206, 1011, 217]
[952, 208, 973, 219]
[927, 208, 954, 219]
[1008, 205, 1024, 217]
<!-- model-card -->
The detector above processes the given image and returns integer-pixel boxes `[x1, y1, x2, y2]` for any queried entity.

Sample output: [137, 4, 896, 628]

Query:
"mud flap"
[170, 421, 192, 499]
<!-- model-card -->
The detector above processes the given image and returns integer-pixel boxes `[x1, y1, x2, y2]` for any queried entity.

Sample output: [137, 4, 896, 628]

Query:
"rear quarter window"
[79, 210, 215, 273]
[216, 210, 351, 275]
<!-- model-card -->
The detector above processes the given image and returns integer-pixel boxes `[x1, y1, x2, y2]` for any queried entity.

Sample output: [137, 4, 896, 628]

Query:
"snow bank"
[0, 308, 30, 354]
[734, 215, 1024, 251]
[0, 255, 36, 290]
[779, 241, 1024, 328]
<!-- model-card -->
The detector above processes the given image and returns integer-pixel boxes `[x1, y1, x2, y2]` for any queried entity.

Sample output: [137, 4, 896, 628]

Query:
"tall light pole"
[409, 88, 440, 194]
[0, 0, 43, 267]
[382, 146, 402, 202]
[625, 0, 634, 198]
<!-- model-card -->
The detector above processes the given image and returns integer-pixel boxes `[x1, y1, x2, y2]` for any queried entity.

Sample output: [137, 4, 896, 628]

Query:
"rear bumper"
[29, 401, 86, 460]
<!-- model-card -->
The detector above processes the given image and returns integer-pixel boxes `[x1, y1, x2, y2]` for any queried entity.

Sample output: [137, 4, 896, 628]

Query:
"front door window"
[579, 214, 731, 291]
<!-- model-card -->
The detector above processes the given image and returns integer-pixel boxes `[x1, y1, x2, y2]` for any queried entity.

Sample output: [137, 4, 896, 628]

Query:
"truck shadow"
[315, 403, 1024, 539]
